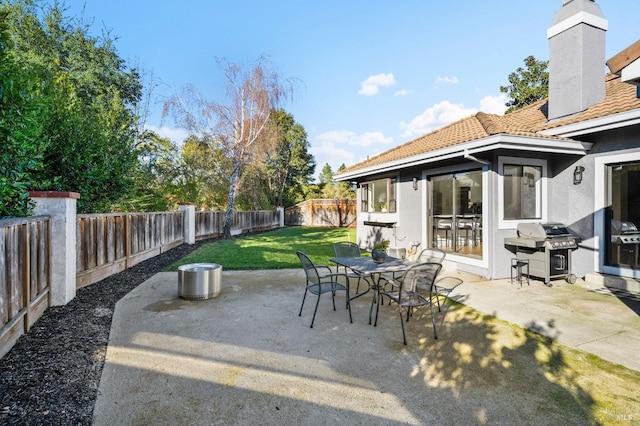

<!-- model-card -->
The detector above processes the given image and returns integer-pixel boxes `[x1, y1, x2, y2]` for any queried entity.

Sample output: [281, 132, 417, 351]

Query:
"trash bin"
[178, 263, 222, 300]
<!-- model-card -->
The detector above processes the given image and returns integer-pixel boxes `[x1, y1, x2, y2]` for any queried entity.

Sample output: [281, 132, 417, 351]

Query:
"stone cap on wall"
[29, 191, 81, 199]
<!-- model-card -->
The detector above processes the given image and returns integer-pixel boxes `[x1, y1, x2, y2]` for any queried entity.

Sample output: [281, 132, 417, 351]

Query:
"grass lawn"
[166, 226, 358, 271]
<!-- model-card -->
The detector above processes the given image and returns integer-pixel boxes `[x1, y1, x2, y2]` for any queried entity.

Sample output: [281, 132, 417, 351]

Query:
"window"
[498, 156, 547, 228]
[361, 178, 397, 213]
[503, 164, 542, 220]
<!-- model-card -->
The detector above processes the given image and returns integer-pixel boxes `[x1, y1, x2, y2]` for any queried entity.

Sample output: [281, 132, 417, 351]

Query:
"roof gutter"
[336, 134, 591, 181]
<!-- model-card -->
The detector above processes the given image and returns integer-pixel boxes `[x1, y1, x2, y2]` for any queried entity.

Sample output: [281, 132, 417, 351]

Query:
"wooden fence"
[76, 211, 185, 288]
[285, 199, 356, 227]
[1, 207, 282, 358]
[195, 210, 281, 240]
[0, 216, 51, 359]
[77, 210, 282, 287]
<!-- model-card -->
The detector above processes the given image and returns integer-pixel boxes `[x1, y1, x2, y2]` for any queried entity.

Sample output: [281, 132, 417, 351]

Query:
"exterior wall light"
[413, 177, 419, 191]
[573, 166, 585, 185]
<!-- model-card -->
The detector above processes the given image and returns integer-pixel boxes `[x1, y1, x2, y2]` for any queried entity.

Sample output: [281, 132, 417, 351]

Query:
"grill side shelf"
[504, 237, 545, 249]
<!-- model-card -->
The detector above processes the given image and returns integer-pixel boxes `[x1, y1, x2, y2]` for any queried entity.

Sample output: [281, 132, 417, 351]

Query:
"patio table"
[330, 256, 416, 325]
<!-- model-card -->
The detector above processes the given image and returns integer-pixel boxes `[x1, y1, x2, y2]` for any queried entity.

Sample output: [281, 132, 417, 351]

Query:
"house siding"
[339, 0, 640, 285]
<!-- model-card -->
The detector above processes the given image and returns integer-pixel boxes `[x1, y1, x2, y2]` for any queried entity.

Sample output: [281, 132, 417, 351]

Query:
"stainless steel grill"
[610, 220, 640, 266]
[504, 223, 578, 285]
[611, 220, 640, 244]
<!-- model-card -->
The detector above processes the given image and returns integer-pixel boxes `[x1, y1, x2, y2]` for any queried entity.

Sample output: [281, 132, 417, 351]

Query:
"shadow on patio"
[92, 270, 639, 425]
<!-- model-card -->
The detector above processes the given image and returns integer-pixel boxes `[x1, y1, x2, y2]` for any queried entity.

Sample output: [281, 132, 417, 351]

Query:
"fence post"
[29, 191, 80, 306]
[277, 207, 284, 228]
[179, 203, 196, 245]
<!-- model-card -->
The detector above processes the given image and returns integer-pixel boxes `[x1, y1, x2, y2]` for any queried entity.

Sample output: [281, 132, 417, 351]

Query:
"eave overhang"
[336, 134, 592, 181]
[540, 108, 640, 138]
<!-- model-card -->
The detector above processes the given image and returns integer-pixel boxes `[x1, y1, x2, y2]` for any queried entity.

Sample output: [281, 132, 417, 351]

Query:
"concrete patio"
[92, 269, 640, 425]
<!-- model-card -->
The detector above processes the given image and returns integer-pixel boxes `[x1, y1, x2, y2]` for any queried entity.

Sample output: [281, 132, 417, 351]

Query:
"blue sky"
[64, 0, 640, 179]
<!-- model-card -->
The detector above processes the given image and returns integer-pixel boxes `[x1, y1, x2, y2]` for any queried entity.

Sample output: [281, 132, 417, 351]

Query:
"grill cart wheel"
[566, 274, 577, 284]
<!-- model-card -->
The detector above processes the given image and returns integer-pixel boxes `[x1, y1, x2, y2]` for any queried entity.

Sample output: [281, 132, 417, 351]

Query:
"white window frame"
[498, 156, 548, 229]
[595, 150, 640, 279]
[360, 176, 397, 214]
[422, 163, 489, 270]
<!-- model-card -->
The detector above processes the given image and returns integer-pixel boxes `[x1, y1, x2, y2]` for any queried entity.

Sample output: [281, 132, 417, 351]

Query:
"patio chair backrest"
[399, 262, 442, 296]
[416, 248, 446, 264]
[297, 251, 322, 284]
[333, 241, 361, 258]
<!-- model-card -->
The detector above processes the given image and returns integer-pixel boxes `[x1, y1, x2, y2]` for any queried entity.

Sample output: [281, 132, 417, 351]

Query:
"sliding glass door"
[430, 170, 483, 258]
[606, 162, 640, 269]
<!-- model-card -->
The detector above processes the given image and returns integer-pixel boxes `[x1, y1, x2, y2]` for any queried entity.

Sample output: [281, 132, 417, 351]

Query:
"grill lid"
[611, 220, 639, 234]
[517, 222, 571, 239]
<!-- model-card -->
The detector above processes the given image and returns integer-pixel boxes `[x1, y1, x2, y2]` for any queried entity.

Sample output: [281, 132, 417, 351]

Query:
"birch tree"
[163, 57, 293, 237]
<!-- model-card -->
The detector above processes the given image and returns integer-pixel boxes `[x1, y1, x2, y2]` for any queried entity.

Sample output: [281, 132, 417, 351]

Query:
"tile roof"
[339, 74, 640, 176]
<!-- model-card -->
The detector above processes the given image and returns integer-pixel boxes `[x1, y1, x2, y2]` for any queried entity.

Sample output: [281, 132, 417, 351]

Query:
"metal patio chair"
[333, 242, 365, 297]
[297, 251, 352, 328]
[414, 248, 446, 311]
[415, 248, 446, 264]
[378, 262, 443, 345]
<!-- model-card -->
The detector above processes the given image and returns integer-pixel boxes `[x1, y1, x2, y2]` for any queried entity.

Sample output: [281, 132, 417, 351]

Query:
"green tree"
[3, 0, 142, 212]
[318, 163, 334, 186]
[238, 162, 272, 210]
[0, 10, 48, 217]
[321, 163, 355, 199]
[114, 129, 181, 212]
[500, 55, 549, 114]
[265, 109, 315, 208]
[178, 135, 231, 210]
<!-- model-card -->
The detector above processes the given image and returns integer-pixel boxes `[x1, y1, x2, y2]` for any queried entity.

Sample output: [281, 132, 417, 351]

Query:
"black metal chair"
[430, 275, 463, 317]
[415, 248, 446, 264]
[333, 242, 364, 298]
[297, 251, 352, 328]
[378, 262, 443, 345]
[414, 248, 446, 311]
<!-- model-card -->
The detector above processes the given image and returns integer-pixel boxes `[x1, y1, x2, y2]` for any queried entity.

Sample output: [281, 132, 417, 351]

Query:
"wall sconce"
[412, 177, 419, 191]
[573, 166, 585, 185]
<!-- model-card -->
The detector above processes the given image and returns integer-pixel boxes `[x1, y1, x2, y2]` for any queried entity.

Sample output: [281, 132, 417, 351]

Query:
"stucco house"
[336, 0, 640, 292]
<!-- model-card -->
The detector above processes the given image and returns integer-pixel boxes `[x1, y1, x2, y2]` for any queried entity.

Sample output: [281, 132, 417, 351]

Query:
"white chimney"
[547, 0, 608, 120]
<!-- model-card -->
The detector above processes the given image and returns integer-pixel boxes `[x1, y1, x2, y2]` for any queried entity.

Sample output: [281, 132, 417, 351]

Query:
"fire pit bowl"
[178, 263, 222, 300]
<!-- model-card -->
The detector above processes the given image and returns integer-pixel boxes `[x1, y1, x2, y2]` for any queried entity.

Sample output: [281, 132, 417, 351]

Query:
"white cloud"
[310, 143, 354, 172]
[146, 125, 191, 145]
[358, 73, 396, 96]
[311, 130, 393, 176]
[315, 130, 392, 147]
[352, 131, 393, 147]
[435, 76, 459, 84]
[400, 100, 477, 137]
[478, 94, 507, 115]
[394, 89, 414, 96]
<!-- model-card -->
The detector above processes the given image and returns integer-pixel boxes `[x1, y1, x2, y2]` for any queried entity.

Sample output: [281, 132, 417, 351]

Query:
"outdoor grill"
[610, 220, 640, 266]
[504, 222, 578, 285]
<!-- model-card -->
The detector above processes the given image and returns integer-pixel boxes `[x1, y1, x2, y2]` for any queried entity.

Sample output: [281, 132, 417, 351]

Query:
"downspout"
[463, 149, 491, 165]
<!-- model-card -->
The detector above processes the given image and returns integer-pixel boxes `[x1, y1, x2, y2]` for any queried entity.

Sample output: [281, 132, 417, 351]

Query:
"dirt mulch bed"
[0, 238, 215, 425]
